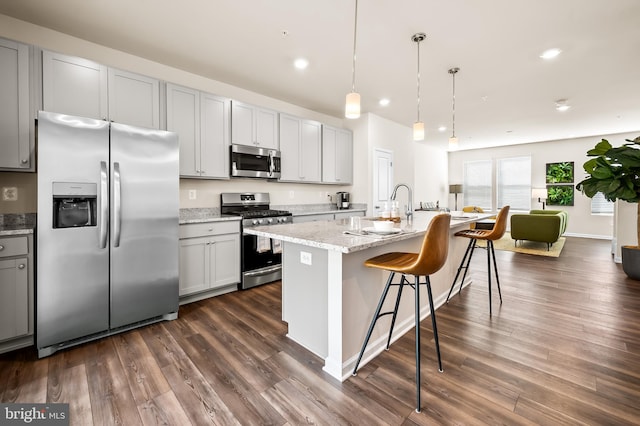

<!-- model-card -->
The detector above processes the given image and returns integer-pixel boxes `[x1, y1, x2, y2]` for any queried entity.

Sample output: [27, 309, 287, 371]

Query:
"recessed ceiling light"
[555, 99, 571, 111]
[294, 58, 309, 70]
[540, 48, 562, 60]
[378, 98, 390, 106]
[438, 126, 447, 132]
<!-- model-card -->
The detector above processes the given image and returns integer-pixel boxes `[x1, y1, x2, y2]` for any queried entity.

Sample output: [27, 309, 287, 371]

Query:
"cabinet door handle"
[21, 159, 28, 164]
[18, 264, 25, 269]
[0, 245, 4, 251]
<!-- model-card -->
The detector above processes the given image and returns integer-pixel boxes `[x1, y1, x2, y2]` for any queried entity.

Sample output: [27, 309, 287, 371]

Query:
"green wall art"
[546, 161, 574, 183]
[547, 184, 575, 206]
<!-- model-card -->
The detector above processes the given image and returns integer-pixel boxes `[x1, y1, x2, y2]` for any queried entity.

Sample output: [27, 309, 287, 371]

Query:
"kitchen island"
[245, 211, 491, 381]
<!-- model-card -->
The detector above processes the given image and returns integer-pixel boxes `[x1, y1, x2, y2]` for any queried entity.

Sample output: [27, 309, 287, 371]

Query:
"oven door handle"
[243, 265, 282, 277]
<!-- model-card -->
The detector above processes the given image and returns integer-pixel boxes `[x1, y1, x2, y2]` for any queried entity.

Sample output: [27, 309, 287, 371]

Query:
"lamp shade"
[413, 121, 424, 141]
[449, 184, 463, 194]
[532, 188, 548, 199]
[448, 136, 458, 149]
[345, 92, 361, 119]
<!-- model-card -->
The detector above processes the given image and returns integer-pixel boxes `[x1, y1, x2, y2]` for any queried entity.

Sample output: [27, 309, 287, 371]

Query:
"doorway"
[372, 148, 393, 217]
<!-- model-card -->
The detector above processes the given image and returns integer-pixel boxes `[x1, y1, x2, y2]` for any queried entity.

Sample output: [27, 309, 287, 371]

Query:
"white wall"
[414, 141, 449, 210]
[448, 131, 640, 239]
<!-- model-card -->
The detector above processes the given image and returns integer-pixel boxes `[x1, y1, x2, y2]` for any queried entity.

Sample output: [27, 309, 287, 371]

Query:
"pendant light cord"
[449, 67, 460, 139]
[416, 38, 421, 122]
[351, 0, 358, 92]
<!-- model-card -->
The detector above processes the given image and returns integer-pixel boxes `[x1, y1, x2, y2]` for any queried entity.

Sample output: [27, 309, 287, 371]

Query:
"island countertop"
[244, 210, 491, 253]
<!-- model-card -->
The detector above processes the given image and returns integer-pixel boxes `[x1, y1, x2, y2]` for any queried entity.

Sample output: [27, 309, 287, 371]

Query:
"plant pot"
[622, 246, 640, 280]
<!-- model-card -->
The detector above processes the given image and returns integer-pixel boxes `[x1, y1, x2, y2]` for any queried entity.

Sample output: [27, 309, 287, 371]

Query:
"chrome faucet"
[390, 183, 413, 220]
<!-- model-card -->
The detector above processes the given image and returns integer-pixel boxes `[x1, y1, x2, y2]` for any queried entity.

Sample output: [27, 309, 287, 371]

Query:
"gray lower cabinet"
[0, 234, 34, 354]
[293, 211, 365, 223]
[179, 221, 240, 303]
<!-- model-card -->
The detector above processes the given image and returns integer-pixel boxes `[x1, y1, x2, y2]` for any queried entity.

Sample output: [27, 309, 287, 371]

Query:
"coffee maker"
[336, 192, 350, 209]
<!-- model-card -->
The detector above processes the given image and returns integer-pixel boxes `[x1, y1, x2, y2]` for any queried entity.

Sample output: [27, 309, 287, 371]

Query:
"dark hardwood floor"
[2, 237, 640, 425]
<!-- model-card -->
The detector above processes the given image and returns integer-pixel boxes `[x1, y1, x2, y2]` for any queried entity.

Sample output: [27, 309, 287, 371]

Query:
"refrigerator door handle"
[113, 162, 122, 247]
[99, 161, 109, 249]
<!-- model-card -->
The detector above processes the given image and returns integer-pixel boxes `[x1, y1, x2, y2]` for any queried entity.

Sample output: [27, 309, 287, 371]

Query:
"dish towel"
[257, 236, 271, 253]
[272, 238, 283, 254]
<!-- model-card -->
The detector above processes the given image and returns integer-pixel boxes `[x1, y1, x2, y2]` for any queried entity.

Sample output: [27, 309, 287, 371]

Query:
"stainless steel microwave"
[230, 144, 281, 179]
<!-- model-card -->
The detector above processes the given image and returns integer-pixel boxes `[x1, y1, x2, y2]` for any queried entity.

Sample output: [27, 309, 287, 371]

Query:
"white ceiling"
[1, 0, 639, 150]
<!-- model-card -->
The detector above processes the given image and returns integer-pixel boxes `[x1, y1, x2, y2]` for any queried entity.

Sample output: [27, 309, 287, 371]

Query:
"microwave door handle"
[268, 151, 275, 177]
[113, 162, 122, 247]
[99, 161, 109, 249]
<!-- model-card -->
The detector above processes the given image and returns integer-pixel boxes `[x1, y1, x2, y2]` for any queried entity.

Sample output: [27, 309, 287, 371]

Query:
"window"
[463, 160, 492, 210]
[497, 156, 531, 211]
[591, 192, 614, 215]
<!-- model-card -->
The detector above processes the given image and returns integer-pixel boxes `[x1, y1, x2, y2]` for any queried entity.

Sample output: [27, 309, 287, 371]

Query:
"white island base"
[246, 211, 490, 381]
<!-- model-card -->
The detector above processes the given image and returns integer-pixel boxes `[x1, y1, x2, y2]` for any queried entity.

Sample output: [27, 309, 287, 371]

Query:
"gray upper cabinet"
[42, 51, 160, 129]
[279, 113, 321, 183]
[167, 83, 229, 179]
[231, 100, 278, 149]
[108, 68, 160, 129]
[322, 125, 353, 184]
[0, 38, 32, 171]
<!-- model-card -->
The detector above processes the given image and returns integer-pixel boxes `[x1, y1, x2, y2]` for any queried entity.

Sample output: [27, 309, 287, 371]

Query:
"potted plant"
[576, 136, 640, 280]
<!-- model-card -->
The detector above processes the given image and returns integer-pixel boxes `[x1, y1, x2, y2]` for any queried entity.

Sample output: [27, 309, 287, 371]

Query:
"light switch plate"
[2, 187, 18, 201]
[188, 189, 197, 200]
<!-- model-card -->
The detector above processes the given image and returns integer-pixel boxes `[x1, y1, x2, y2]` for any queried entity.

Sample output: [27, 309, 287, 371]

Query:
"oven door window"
[232, 152, 269, 173]
[243, 234, 281, 271]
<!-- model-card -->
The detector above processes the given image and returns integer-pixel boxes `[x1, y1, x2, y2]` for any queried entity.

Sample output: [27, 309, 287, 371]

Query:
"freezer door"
[110, 123, 179, 328]
[36, 111, 110, 348]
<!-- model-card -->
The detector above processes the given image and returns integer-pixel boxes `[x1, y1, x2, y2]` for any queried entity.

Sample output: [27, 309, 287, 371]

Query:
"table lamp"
[449, 184, 463, 211]
[532, 188, 548, 209]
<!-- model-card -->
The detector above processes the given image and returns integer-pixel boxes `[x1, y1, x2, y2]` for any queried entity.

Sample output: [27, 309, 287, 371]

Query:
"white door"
[372, 148, 393, 217]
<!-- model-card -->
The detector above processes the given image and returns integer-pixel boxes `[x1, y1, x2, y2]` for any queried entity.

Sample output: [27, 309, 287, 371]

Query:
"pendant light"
[412, 33, 426, 141]
[345, 0, 360, 119]
[448, 67, 459, 149]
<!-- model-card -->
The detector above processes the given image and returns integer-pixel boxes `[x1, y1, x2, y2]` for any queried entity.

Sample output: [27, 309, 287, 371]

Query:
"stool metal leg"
[386, 275, 407, 350]
[489, 241, 503, 303]
[446, 238, 476, 303]
[487, 240, 493, 316]
[425, 276, 443, 373]
[352, 272, 396, 375]
[414, 275, 421, 413]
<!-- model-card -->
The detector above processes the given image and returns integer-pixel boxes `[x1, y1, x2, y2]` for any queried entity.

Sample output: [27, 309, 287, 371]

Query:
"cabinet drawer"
[0, 236, 28, 258]
[180, 221, 240, 239]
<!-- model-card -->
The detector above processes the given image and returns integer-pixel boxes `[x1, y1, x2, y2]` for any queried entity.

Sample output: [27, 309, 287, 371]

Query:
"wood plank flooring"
[2, 237, 640, 425]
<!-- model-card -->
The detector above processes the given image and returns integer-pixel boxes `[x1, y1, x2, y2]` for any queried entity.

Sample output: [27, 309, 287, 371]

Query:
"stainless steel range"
[221, 192, 292, 289]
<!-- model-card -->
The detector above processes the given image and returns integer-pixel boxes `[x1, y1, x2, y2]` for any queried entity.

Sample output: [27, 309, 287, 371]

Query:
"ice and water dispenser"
[52, 182, 97, 228]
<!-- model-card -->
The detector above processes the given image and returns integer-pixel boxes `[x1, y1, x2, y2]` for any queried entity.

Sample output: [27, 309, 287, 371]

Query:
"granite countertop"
[0, 213, 36, 236]
[179, 208, 241, 224]
[244, 211, 491, 254]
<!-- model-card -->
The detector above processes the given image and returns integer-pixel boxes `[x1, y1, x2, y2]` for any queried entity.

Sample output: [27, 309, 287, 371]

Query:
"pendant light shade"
[345, 0, 360, 119]
[412, 33, 426, 141]
[448, 67, 460, 149]
[345, 92, 361, 119]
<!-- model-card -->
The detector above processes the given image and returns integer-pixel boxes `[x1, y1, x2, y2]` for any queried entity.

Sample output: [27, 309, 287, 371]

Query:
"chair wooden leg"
[446, 238, 476, 303]
[414, 275, 421, 413]
[352, 272, 396, 375]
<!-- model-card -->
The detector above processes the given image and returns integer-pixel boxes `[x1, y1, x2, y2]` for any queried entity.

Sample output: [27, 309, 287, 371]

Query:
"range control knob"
[267, 218, 274, 224]
[257, 219, 264, 225]
[252, 220, 259, 225]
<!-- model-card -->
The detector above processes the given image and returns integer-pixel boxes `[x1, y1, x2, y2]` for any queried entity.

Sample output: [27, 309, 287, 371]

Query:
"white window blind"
[497, 156, 531, 211]
[591, 192, 614, 214]
[463, 160, 492, 210]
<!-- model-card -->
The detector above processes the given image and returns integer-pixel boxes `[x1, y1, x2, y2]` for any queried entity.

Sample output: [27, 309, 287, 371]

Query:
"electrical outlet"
[289, 190, 295, 199]
[300, 251, 312, 265]
[188, 189, 197, 200]
[2, 187, 18, 201]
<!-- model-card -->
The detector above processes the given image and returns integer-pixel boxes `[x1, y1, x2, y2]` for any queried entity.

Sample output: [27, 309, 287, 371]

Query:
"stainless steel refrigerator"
[36, 111, 179, 358]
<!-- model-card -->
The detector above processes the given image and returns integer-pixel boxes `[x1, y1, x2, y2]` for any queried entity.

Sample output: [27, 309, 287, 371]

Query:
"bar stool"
[446, 206, 510, 316]
[352, 213, 451, 413]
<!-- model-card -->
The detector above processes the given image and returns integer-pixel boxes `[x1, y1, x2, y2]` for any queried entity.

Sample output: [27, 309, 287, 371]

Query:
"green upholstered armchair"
[510, 210, 568, 249]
